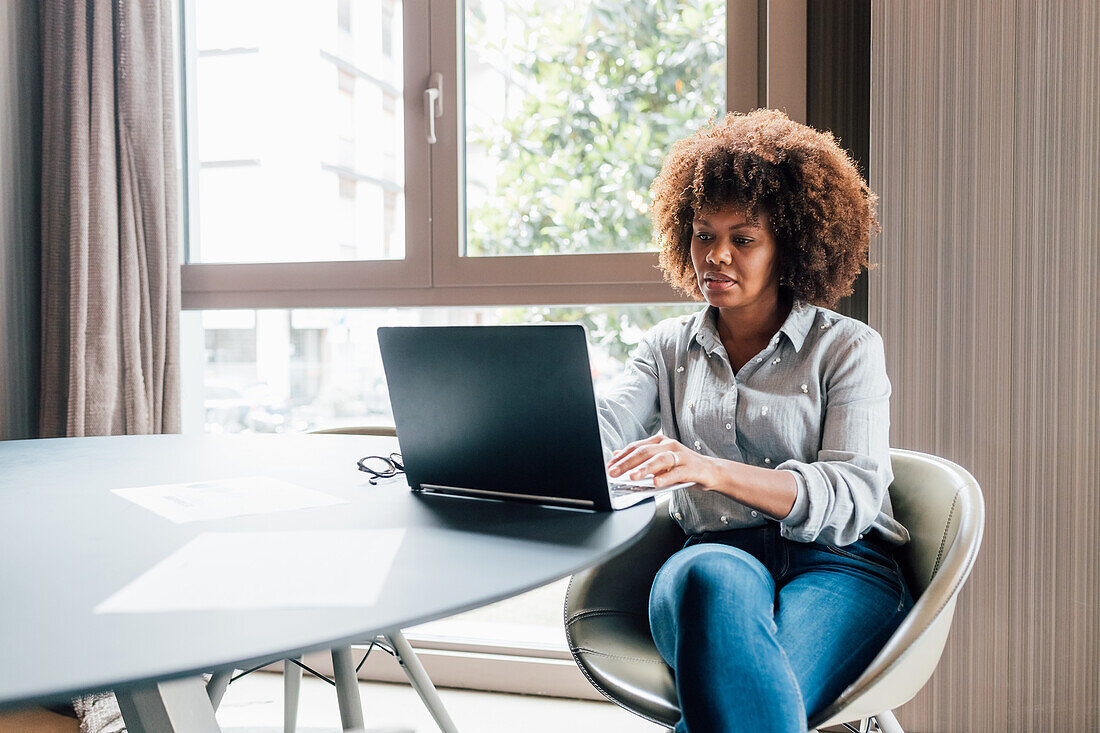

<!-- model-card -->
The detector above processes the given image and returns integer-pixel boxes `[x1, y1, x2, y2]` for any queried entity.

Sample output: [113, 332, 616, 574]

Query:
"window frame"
[178, 0, 804, 310]
[179, 0, 434, 304]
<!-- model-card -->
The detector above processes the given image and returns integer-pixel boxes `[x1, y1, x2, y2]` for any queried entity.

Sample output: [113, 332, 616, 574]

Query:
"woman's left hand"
[607, 435, 722, 489]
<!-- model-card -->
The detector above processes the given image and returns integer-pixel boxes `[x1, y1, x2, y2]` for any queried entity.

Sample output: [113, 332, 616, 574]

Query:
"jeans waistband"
[688, 523, 896, 554]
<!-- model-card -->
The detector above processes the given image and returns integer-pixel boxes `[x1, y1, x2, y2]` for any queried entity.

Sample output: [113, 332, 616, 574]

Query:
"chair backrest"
[810, 449, 985, 728]
[310, 425, 397, 437]
[888, 449, 982, 598]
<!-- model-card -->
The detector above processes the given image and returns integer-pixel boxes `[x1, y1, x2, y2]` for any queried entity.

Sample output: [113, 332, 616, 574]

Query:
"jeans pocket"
[822, 540, 894, 569]
[820, 543, 905, 595]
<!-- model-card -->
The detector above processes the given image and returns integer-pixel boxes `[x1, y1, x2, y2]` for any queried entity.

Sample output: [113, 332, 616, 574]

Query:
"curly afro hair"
[651, 109, 879, 307]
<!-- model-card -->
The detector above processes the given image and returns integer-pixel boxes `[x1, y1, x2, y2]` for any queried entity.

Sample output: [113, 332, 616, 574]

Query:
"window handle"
[424, 72, 443, 144]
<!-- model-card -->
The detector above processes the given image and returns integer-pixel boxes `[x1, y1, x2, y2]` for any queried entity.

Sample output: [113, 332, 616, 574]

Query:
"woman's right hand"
[607, 435, 720, 489]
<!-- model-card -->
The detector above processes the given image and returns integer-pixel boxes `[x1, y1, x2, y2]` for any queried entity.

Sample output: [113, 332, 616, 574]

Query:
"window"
[464, 0, 726, 258]
[380, 0, 396, 58]
[178, 0, 801, 692]
[337, 0, 351, 34]
[187, 303, 698, 436]
[178, 0, 787, 307]
[426, 0, 734, 294]
[182, 0, 411, 268]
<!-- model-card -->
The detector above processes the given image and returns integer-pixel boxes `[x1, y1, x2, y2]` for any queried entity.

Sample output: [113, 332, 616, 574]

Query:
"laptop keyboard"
[607, 476, 692, 497]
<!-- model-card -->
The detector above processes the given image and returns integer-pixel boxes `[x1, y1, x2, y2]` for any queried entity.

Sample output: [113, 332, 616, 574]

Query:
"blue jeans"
[648, 524, 913, 733]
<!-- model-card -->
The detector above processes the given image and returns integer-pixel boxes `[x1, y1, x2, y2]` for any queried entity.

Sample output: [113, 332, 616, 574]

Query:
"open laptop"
[377, 324, 690, 511]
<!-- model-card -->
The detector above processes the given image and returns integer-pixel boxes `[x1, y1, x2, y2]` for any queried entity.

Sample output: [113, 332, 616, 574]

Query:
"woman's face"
[690, 208, 782, 310]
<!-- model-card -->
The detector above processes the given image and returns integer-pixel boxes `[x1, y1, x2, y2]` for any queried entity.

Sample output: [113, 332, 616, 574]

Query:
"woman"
[599, 109, 913, 733]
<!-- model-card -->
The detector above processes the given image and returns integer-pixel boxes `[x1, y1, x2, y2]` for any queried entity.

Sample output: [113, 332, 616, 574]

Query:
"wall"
[0, 0, 41, 440]
[870, 1, 1099, 730]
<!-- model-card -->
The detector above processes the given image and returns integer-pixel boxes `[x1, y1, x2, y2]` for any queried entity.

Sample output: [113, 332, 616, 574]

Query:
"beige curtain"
[40, 0, 180, 437]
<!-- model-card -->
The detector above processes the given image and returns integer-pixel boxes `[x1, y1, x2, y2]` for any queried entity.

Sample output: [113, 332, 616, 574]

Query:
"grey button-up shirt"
[598, 301, 910, 547]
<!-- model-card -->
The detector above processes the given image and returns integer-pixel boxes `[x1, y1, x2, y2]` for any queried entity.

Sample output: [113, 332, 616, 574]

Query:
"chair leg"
[284, 658, 302, 733]
[206, 669, 233, 710]
[871, 710, 904, 733]
[384, 631, 459, 733]
[332, 646, 366, 731]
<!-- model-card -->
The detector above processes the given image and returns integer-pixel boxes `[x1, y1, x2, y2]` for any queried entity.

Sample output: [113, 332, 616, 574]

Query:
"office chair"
[207, 426, 455, 733]
[564, 449, 985, 733]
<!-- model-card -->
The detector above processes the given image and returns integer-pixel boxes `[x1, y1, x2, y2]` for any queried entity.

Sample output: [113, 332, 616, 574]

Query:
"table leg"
[284, 658, 302, 733]
[115, 676, 221, 732]
[206, 669, 233, 710]
[332, 646, 366, 730]
[385, 631, 459, 733]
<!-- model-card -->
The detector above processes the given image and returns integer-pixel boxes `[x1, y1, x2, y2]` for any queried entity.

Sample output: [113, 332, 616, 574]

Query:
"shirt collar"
[688, 307, 721, 355]
[777, 300, 817, 352]
[690, 300, 817, 353]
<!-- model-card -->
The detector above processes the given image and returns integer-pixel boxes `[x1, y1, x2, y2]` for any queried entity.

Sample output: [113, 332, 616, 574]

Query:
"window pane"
[464, 0, 726, 257]
[410, 577, 572, 648]
[188, 0, 405, 264]
[193, 304, 697, 435]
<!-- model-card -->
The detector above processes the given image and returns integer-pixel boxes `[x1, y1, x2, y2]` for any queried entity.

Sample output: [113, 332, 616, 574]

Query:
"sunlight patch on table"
[95, 529, 404, 613]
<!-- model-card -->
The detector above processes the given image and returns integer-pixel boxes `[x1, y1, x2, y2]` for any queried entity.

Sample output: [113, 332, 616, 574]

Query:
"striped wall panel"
[870, 1, 1099, 730]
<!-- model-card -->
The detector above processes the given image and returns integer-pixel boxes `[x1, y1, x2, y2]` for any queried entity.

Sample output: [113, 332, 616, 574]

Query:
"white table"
[0, 434, 654, 731]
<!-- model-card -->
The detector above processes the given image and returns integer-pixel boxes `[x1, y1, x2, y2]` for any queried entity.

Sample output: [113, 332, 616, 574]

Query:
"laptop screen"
[378, 324, 612, 510]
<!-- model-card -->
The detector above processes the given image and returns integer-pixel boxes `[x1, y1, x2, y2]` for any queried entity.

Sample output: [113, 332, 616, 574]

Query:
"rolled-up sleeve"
[776, 331, 893, 546]
[597, 339, 662, 462]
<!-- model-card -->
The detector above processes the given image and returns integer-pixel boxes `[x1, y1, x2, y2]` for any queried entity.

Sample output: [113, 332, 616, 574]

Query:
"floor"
[0, 672, 665, 733]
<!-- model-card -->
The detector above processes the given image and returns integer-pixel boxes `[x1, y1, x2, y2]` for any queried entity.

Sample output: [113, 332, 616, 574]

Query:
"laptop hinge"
[419, 484, 596, 508]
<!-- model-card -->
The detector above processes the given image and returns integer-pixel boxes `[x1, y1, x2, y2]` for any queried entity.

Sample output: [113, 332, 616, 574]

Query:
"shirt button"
[725, 423, 732, 430]
[750, 510, 759, 518]
[676, 365, 685, 373]
[801, 384, 808, 393]
[693, 440, 702, 449]
[755, 357, 763, 363]
[675, 512, 683, 521]
[764, 457, 771, 464]
[720, 515, 729, 524]
[687, 400, 694, 410]
[820, 323, 831, 330]
[859, 534, 864, 540]
[760, 406, 769, 416]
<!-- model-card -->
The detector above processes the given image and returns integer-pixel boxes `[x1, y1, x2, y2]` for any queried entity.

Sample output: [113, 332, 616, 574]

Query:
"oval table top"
[0, 433, 654, 708]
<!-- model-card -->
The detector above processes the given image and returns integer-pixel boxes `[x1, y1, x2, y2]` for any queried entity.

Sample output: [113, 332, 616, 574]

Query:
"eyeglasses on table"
[357, 452, 404, 485]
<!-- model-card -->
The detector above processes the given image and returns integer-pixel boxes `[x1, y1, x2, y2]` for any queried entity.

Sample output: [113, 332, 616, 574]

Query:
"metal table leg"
[206, 669, 233, 710]
[284, 658, 303, 733]
[332, 646, 366, 731]
[385, 631, 459, 733]
[116, 676, 221, 733]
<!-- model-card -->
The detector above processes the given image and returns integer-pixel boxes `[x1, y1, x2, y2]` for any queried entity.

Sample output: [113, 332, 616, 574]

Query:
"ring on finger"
[669, 451, 678, 468]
